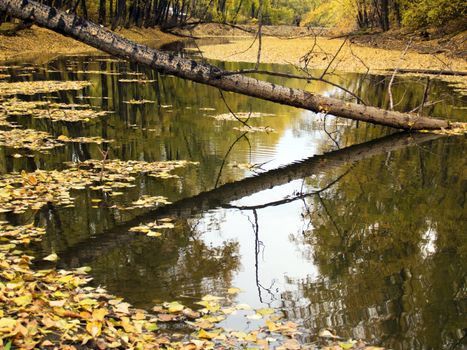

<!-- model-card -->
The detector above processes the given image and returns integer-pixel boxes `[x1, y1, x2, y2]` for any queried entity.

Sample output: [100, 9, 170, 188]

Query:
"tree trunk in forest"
[380, 0, 389, 31]
[392, 0, 401, 27]
[0, 0, 460, 130]
[98, 0, 105, 25]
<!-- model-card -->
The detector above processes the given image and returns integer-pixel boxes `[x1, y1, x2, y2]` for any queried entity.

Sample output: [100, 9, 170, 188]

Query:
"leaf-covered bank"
[0, 25, 178, 62]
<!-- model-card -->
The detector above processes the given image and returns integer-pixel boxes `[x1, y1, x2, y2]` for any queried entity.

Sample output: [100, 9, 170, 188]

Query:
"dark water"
[0, 53, 466, 349]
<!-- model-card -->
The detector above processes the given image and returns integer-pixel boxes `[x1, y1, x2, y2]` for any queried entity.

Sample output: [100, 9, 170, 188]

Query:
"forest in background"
[0, 0, 466, 34]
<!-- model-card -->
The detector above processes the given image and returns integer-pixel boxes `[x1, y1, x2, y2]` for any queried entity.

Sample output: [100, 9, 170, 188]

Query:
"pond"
[0, 51, 465, 349]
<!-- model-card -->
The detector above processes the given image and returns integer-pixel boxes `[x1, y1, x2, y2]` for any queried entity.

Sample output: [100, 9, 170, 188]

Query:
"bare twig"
[97, 146, 109, 182]
[255, 0, 263, 70]
[388, 41, 411, 110]
[418, 76, 430, 116]
[218, 89, 253, 127]
[320, 37, 348, 79]
[214, 131, 249, 188]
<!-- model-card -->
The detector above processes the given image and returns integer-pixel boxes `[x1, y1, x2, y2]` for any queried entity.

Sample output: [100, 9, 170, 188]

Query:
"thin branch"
[216, 69, 366, 104]
[418, 76, 430, 116]
[218, 89, 253, 127]
[214, 132, 249, 188]
[320, 37, 348, 79]
[388, 41, 411, 110]
[255, 0, 263, 70]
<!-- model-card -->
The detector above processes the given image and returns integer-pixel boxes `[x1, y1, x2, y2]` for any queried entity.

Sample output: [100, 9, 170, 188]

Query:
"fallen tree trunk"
[0, 0, 459, 130]
[386, 68, 467, 77]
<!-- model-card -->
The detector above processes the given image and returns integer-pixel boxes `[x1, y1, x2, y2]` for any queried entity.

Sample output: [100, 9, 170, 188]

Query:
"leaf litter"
[0, 81, 91, 96]
[0, 128, 62, 152]
[129, 218, 175, 238]
[0, 68, 387, 350]
[123, 99, 156, 105]
[0, 159, 197, 214]
[209, 112, 274, 121]
[0, 172, 384, 349]
[2, 98, 110, 122]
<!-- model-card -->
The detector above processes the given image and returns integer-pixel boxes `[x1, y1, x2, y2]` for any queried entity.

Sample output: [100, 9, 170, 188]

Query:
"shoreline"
[1, 23, 465, 71]
[195, 36, 467, 75]
[0, 25, 179, 63]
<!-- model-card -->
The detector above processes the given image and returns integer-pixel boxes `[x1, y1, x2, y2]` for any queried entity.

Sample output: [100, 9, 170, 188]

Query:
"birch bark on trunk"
[0, 0, 460, 130]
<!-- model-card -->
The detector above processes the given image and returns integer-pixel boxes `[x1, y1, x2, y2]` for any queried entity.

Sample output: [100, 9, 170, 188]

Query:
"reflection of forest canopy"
[292, 136, 466, 349]
[63, 219, 241, 308]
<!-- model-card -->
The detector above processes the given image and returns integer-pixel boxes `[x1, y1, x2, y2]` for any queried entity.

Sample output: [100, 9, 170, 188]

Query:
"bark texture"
[0, 0, 459, 130]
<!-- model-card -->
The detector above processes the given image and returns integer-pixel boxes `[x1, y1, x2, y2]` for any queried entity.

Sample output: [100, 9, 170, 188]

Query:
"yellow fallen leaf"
[244, 331, 257, 342]
[201, 294, 223, 302]
[147, 231, 162, 237]
[227, 287, 241, 294]
[86, 321, 102, 337]
[266, 320, 279, 332]
[197, 329, 216, 339]
[43, 253, 58, 262]
[92, 308, 108, 321]
[256, 308, 274, 316]
[13, 295, 32, 307]
[246, 313, 262, 320]
[167, 301, 184, 313]
[0, 317, 17, 332]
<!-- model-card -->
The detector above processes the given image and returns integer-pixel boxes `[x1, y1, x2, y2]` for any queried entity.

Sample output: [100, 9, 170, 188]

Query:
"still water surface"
[0, 52, 466, 349]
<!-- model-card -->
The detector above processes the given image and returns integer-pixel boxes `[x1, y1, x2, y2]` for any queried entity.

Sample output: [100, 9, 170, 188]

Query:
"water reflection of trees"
[60, 217, 240, 309]
[2, 56, 465, 349]
[286, 136, 466, 349]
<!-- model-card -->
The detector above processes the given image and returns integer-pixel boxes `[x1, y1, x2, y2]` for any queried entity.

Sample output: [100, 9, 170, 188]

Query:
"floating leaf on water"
[210, 112, 274, 121]
[166, 301, 185, 313]
[146, 231, 162, 237]
[118, 79, 156, 83]
[2, 98, 109, 122]
[57, 135, 113, 144]
[75, 70, 121, 75]
[227, 287, 242, 294]
[0, 80, 91, 96]
[339, 340, 357, 349]
[233, 126, 276, 133]
[158, 314, 178, 322]
[246, 313, 262, 320]
[319, 328, 339, 338]
[277, 338, 300, 350]
[235, 303, 252, 310]
[182, 308, 201, 320]
[121, 195, 171, 210]
[123, 99, 155, 104]
[0, 128, 62, 152]
[201, 295, 223, 302]
[256, 308, 274, 316]
[43, 253, 58, 262]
